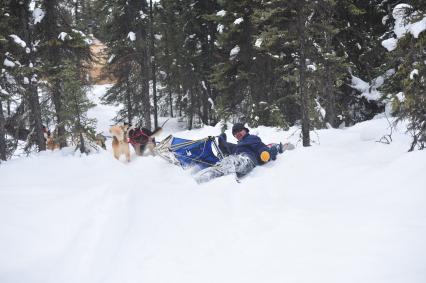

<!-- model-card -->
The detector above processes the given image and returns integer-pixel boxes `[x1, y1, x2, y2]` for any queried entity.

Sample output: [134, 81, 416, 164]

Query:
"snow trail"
[1, 85, 425, 283]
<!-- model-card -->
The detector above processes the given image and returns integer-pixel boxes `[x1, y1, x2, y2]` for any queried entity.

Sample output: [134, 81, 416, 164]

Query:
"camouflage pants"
[194, 153, 255, 184]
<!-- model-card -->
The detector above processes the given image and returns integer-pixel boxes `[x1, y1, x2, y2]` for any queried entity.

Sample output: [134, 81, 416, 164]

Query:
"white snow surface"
[1, 85, 426, 283]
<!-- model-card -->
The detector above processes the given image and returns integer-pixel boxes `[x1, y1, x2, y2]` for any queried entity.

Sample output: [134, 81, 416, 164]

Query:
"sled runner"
[155, 135, 224, 169]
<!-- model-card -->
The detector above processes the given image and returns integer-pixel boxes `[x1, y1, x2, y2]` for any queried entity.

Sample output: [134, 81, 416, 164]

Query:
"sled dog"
[127, 126, 162, 156]
[109, 124, 130, 162]
[43, 127, 60, 151]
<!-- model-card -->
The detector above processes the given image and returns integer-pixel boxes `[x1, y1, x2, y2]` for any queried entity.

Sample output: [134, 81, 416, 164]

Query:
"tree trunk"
[200, 86, 209, 125]
[164, 30, 173, 118]
[45, 0, 67, 148]
[149, 0, 158, 128]
[141, 59, 152, 129]
[125, 78, 133, 124]
[178, 86, 183, 117]
[297, 4, 311, 147]
[0, 99, 7, 161]
[79, 131, 86, 153]
[139, 20, 151, 129]
[21, 0, 46, 151]
[324, 63, 336, 128]
[168, 85, 173, 118]
[187, 88, 194, 130]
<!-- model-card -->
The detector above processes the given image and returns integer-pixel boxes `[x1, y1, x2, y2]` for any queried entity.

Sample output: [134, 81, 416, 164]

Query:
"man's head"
[232, 123, 249, 141]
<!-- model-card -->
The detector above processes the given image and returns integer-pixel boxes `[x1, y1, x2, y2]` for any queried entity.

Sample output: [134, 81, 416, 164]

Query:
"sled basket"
[155, 135, 224, 169]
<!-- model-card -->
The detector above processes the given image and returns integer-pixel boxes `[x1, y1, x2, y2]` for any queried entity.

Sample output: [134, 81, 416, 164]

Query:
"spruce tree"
[382, 2, 426, 150]
[210, 0, 271, 126]
[334, 0, 390, 125]
[1, 0, 46, 156]
[97, 0, 152, 128]
[60, 60, 97, 153]
[253, 0, 315, 146]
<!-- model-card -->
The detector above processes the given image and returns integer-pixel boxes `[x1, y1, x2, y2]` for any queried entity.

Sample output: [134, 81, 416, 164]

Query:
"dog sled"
[155, 135, 224, 169]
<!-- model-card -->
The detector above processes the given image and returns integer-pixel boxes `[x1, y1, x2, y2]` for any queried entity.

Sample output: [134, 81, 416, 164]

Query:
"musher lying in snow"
[194, 123, 289, 183]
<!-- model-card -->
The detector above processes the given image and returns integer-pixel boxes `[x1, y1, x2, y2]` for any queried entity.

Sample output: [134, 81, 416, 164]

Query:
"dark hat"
[232, 123, 249, 135]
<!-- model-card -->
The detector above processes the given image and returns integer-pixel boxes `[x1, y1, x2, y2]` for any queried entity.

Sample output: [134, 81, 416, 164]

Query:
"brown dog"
[46, 136, 60, 151]
[43, 126, 60, 151]
[109, 124, 130, 162]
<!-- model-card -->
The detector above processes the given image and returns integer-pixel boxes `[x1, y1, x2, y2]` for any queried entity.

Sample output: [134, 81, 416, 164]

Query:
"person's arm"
[218, 133, 237, 155]
[241, 135, 277, 162]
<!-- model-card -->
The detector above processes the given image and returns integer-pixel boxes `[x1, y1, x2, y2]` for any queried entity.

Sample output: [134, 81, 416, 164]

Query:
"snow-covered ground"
[0, 85, 425, 283]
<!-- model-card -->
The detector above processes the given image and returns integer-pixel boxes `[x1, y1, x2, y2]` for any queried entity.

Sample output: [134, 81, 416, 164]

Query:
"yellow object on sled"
[260, 151, 270, 162]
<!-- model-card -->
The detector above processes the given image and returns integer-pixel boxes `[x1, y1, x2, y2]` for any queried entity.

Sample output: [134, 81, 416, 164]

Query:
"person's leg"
[193, 154, 255, 183]
[227, 154, 255, 177]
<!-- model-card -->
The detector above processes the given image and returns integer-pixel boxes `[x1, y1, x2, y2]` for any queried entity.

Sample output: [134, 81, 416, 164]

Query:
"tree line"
[1, 0, 425, 162]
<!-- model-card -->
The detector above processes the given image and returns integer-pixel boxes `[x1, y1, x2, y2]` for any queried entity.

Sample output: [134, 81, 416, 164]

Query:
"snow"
[350, 74, 385, 101]
[255, 38, 263, 48]
[396, 92, 405, 102]
[33, 8, 45, 24]
[208, 98, 215, 110]
[230, 45, 240, 58]
[58, 32, 70, 41]
[139, 10, 147, 20]
[382, 4, 426, 51]
[3, 58, 15, 67]
[410, 69, 419, 79]
[72, 29, 92, 45]
[410, 17, 426, 38]
[382, 38, 398, 51]
[127, 32, 136, 42]
[1, 85, 426, 283]
[217, 24, 224, 34]
[9, 35, 26, 48]
[217, 10, 226, 17]
[315, 98, 326, 119]
[0, 86, 8, 95]
[307, 64, 317, 71]
[234, 18, 244, 25]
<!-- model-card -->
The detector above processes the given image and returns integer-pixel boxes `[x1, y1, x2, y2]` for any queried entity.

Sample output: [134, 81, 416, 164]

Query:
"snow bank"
[1, 85, 425, 283]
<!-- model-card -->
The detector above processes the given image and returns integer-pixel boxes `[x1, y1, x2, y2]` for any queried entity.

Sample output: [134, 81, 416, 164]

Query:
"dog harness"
[128, 129, 151, 146]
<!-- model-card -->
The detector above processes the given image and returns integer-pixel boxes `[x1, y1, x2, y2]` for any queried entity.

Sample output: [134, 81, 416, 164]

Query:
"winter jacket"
[218, 133, 278, 165]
